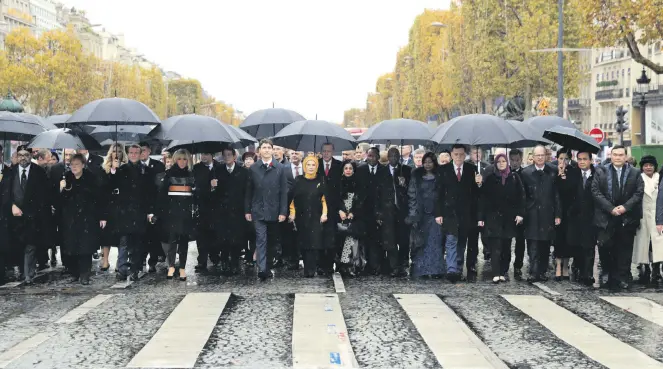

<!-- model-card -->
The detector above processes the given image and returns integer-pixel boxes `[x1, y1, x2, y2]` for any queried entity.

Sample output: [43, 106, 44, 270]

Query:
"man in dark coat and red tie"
[317, 143, 342, 275]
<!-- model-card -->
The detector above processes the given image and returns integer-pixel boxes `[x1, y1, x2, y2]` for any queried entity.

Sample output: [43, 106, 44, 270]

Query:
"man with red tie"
[317, 143, 342, 275]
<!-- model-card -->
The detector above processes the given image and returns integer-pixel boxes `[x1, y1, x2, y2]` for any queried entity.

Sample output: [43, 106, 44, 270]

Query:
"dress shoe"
[538, 275, 549, 282]
[618, 281, 630, 290]
[316, 268, 328, 277]
[92, 252, 100, 260]
[514, 269, 523, 281]
[258, 271, 274, 281]
[194, 264, 207, 273]
[129, 272, 140, 282]
[80, 278, 90, 286]
[466, 270, 477, 283]
[148, 265, 157, 273]
[447, 273, 461, 283]
[115, 273, 127, 281]
[287, 263, 300, 271]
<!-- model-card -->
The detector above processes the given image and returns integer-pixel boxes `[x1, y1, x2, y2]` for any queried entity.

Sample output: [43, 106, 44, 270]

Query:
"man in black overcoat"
[386, 147, 412, 276]
[508, 149, 527, 280]
[139, 141, 165, 272]
[110, 144, 157, 281]
[193, 151, 222, 272]
[218, 147, 249, 275]
[520, 145, 561, 282]
[317, 143, 342, 275]
[282, 150, 302, 270]
[0, 145, 49, 284]
[591, 145, 644, 290]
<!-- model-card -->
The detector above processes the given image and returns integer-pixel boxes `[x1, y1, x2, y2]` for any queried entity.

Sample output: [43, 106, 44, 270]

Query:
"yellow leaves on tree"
[167, 79, 203, 115]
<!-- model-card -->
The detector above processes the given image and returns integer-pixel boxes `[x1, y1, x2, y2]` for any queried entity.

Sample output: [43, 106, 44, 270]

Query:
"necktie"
[20, 168, 27, 188]
[325, 163, 330, 176]
[583, 171, 588, 188]
[616, 169, 621, 188]
[227, 166, 232, 173]
[371, 166, 375, 175]
[294, 166, 300, 177]
[456, 167, 461, 181]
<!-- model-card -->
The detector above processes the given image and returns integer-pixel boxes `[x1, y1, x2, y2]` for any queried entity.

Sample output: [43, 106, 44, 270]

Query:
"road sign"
[589, 128, 604, 144]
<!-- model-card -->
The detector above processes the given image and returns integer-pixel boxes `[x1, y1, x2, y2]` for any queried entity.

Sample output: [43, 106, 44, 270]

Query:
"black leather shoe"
[129, 272, 139, 282]
[194, 264, 207, 273]
[258, 271, 274, 281]
[80, 278, 90, 286]
[148, 266, 157, 273]
[514, 269, 523, 281]
[115, 273, 127, 281]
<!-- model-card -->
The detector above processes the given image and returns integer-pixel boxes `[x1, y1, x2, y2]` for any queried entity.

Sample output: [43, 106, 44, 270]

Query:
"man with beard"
[387, 147, 412, 276]
[317, 143, 342, 275]
[1, 145, 49, 285]
[194, 151, 222, 272]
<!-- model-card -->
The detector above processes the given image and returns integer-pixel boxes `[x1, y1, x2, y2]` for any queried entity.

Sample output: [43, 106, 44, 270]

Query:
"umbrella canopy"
[0, 112, 56, 141]
[507, 120, 552, 147]
[431, 114, 525, 146]
[240, 108, 305, 139]
[89, 125, 156, 143]
[357, 118, 434, 145]
[272, 120, 357, 153]
[150, 114, 246, 149]
[227, 124, 258, 147]
[66, 98, 161, 126]
[165, 140, 235, 154]
[524, 116, 575, 138]
[543, 126, 600, 154]
[47, 114, 72, 126]
[27, 128, 101, 150]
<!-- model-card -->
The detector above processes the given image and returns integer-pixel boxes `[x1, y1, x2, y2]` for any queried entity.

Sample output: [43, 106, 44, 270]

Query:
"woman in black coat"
[99, 143, 127, 271]
[478, 153, 525, 283]
[59, 154, 106, 285]
[288, 155, 329, 277]
[337, 160, 363, 276]
[156, 149, 196, 281]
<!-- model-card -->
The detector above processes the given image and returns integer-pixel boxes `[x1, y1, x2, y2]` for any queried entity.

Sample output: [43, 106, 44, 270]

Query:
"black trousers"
[513, 225, 526, 270]
[318, 249, 335, 272]
[395, 215, 411, 270]
[365, 221, 398, 274]
[486, 237, 511, 277]
[142, 224, 163, 267]
[527, 240, 550, 278]
[303, 249, 318, 275]
[575, 240, 596, 281]
[280, 221, 299, 267]
[220, 242, 243, 267]
[197, 228, 220, 266]
[456, 226, 478, 273]
[118, 234, 143, 275]
[599, 225, 635, 284]
[163, 235, 189, 269]
[69, 254, 92, 280]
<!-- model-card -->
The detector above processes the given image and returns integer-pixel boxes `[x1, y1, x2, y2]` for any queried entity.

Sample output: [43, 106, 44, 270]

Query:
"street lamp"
[636, 67, 651, 145]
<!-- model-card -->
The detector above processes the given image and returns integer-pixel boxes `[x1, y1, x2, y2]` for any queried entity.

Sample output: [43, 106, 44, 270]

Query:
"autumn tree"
[577, 0, 662, 74]
[167, 78, 203, 115]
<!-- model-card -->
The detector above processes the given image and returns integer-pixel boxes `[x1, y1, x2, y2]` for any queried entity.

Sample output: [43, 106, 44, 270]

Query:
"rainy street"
[1, 243, 663, 369]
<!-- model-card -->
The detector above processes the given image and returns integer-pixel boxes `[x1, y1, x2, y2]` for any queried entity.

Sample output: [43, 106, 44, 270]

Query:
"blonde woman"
[100, 143, 128, 271]
[156, 149, 196, 281]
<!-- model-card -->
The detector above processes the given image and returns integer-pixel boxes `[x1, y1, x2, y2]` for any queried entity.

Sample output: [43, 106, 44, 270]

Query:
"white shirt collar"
[207, 162, 213, 170]
[142, 158, 150, 166]
[454, 163, 463, 170]
[20, 164, 31, 175]
[226, 163, 235, 171]
[535, 164, 545, 171]
[368, 164, 377, 171]
[84, 153, 89, 161]
[291, 162, 300, 169]
[263, 158, 273, 166]
[323, 159, 332, 166]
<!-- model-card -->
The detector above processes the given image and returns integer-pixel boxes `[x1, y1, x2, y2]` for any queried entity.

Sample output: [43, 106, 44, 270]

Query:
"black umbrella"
[357, 118, 434, 146]
[165, 140, 234, 154]
[240, 108, 305, 139]
[524, 116, 575, 138]
[228, 125, 258, 147]
[0, 112, 57, 141]
[66, 98, 161, 126]
[150, 114, 245, 149]
[27, 128, 101, 150]
[47, 114, 72, 126]
[507, 120, 552, 147]
[89, 125, 156, 143]
[431, 114, 525, 146]
[543, 126, 600, 154]
[272, 120, 357, 153]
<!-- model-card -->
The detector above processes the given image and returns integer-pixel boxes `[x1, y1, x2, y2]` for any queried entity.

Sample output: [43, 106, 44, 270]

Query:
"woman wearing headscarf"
[156, 149, 196, 281]
[406, 152, 444, 278]
[337, 160, 362, 276]
[478, 153, 525, 283]
[633, 155, 662, 284]
[288, 155, 328, 277]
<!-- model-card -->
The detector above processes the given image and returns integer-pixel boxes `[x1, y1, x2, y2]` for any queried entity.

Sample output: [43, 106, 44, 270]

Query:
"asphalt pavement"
[1, 243, 663, 369]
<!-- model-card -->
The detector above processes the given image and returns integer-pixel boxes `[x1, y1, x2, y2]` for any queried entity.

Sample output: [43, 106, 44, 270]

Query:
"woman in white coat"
[633, 155, 663, 285]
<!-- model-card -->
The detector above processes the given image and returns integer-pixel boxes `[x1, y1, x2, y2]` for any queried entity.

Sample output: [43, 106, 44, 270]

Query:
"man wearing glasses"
[1, 145, 49, 285]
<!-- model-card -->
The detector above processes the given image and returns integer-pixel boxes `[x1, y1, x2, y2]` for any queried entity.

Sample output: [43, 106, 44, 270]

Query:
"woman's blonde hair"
[103, 143, 128, 173]
[171, 149, 193, 171]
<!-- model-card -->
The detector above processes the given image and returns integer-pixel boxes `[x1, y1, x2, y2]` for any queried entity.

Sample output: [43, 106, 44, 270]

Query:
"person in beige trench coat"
[634, 156, 663, 284]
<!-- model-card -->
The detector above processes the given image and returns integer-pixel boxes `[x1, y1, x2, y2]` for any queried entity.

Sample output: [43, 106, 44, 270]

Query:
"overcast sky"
[63, 0, 450, 122]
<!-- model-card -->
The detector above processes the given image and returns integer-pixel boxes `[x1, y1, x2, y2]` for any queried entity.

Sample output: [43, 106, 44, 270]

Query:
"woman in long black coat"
[99, 143, 127, 271]
[156, 149, 196, 281]
[337, 160, 363, 276]
[288, 155, 329, 277]
[59, 154, 106, 285]
[478, 153, 525, 283]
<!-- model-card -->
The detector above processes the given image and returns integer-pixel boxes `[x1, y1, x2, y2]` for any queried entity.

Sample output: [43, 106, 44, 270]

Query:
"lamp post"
[636, 68, 651, 145]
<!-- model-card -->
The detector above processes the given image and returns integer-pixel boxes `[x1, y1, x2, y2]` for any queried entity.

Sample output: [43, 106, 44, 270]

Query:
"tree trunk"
[624, 32, 663, 75]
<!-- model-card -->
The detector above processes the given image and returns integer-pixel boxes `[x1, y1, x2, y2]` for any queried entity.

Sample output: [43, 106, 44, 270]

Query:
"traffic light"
[616, 106, 628, 133]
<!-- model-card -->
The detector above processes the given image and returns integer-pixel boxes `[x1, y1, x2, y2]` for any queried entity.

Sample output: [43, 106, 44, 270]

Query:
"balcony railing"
[568, 98, 590, 109]
[595, 88, 624, 101]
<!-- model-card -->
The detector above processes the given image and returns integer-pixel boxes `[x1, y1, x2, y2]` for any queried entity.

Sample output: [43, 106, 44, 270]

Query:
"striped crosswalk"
[0, 292, 663, 368]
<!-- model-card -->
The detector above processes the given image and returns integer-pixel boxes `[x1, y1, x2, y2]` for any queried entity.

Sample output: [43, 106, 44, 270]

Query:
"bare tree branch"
[624, 31, 663, 74]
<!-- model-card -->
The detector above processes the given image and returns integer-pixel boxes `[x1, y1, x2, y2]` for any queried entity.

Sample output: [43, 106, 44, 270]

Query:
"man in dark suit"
[245, 139, 288, 281]
[436, 144, 482, 282]
[47, 148, 76, 270]
[0, 145, 49, 285]
[592, 145, 644, 290]
[282, 150, 302, 270]
[193, 151, 222, 272]
[520, 145, 562, 282]
[139, 141, 165, 272]
[77, 149, 103, 172]
[400, 145, 415, 168]
[318, 143, 342, 274]
[387, 147, 412, 276]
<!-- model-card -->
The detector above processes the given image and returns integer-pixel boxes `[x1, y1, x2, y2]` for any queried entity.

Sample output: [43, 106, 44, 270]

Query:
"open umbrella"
[27, 128, 101, 150]
[47, 114, 72, 126]
[507, 120, 552, 147]
[431, 114, 525, 146]
[228, 125, 258, 147]
[524, 116, 575, 138]
[240, 108, 305, 139]
[0, 112, 56, 141]
[272, 120, 357, 153]
[543, 126, 600, 154]
[150, 114, 245, 151]
[89, 125, 156, 143]
[357, 118, 433, 146]
[165, 140, 234, 154]
[66, 98, 161, 126]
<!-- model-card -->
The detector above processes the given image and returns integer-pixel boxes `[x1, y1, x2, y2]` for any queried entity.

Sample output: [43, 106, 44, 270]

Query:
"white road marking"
[126, 293, 230, 368]
[600, 296, 663, 327]
[532, 282, 561, 296]
[0, 333, 54, 368]
[396, 294, 508, 369]
[333, 272, 346, 293]
[55, 294, 114, 324]
[503, 295, 663, 369]
[292, 294, 358, 368]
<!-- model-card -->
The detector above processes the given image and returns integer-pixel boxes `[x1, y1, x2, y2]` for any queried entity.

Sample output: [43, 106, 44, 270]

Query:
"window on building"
[628, 67, 631, 75]
[626, 88, 630, 97]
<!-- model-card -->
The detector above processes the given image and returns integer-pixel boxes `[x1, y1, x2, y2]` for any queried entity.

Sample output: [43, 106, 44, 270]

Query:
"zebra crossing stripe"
[292, 294, 358, 368]
[396, 294, 509, 369]
[0, 333, 53, 368]
[56, 294, 114, 324]
[126, 293, 230, 368]
[503, 295, 663, 369]
[333, 272, 346, 293]
[600, 296, 663, 328]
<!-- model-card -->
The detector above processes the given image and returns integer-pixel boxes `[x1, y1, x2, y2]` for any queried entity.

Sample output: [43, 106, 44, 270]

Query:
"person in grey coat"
[245, 139, 288, 281]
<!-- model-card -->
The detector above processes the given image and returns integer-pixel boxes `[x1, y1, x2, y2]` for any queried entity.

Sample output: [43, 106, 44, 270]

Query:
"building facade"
[0, 0, 35, 49]
[55, 4, 102, 58]
[30, 0, 59, 36]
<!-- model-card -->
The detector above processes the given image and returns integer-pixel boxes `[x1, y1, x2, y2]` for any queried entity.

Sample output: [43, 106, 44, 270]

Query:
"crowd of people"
[0, 138, 661, 291]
